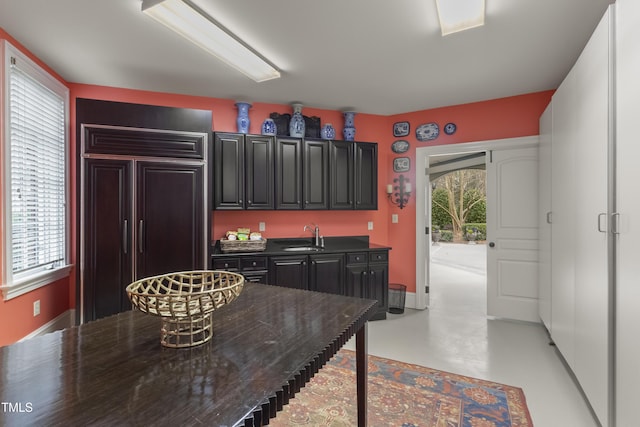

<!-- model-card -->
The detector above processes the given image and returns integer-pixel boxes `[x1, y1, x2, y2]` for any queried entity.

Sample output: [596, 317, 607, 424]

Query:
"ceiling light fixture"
[435, 0, 485, 36]
[141, 0, 281, 82]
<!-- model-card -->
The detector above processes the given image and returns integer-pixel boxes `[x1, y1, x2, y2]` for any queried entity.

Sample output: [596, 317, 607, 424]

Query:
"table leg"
[355, 322, 368, 427]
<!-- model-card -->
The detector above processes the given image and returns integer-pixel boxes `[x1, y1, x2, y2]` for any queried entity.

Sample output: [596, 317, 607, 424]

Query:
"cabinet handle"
[224, 263, 229, 269]
[138, 220, 144, 253]
[252, 261, 257, 267]
[612, 213, 621, 235]
[597, 213, 607, 233]
[122, 219, 128, 254]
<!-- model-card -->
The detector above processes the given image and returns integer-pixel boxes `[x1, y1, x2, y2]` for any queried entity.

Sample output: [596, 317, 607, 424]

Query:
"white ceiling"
[0, 0, 612, 116]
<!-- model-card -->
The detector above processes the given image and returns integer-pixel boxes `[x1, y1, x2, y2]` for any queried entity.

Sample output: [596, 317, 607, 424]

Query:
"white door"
[486, 147, 539, 322]
[615, 0, 640, 425]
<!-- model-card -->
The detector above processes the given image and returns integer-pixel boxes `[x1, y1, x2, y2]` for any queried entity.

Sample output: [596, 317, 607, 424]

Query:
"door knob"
[489, 242, 495, 248]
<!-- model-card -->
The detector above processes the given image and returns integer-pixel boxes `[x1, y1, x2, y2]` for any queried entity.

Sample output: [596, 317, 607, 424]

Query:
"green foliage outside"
[462, 223, 486, 241]
[431, 188, 451, 228]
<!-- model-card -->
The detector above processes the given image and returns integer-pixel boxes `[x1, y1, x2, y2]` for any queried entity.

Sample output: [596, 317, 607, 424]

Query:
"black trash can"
[388, 283, 407, 314]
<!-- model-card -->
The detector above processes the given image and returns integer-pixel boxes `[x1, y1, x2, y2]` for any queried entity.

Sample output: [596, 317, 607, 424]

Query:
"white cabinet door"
[538, 104, 552, 331]
[486, 146, 539, 322]
[571, 9, 611, 425]
[615, 0, 640, 425]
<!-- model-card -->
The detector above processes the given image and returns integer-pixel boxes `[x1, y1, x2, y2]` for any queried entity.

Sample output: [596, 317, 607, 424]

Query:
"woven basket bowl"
[126, 270, 245, 348]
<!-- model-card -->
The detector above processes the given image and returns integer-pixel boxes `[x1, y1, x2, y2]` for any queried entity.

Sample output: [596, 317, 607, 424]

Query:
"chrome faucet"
[304, 223, 322, 247]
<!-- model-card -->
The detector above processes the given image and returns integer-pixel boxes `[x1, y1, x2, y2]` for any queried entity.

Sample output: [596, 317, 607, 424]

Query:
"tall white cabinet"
[539, 2, 640, 426]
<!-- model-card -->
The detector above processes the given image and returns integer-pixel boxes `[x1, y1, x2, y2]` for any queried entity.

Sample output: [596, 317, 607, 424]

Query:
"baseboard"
[20, 309, 76, 342]
[404, 292, 417, 310]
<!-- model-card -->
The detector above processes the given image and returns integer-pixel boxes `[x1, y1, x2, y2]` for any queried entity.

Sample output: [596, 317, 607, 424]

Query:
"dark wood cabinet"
[214, 133, 275, 210]
[275, 137, 303, 209]
[268, 255, 308, 289]
[135, 162, 204, 279]
[345, 250, 388, 319]
[309, 253, 345, 295]
[330, 141, 377, 210]
[355, 142, 378, 210]
[303, 139, 329, 209]
[330, 141, 355, 209]
[81, 125, 208, 323]
[212, 255, 268, 284]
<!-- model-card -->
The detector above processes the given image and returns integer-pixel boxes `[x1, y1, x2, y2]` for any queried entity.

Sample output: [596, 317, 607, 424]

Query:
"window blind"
[8, 58, 66, 277]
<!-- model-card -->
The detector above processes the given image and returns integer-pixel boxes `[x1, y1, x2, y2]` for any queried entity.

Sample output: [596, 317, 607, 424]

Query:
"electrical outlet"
[367, 221, 374, 231]
[259, 222, 266, 232]
[33, 300, 40, 317]
[392, 214, 399, 223]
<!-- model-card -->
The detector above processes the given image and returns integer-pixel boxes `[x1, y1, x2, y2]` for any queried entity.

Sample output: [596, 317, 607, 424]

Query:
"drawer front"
[212, 257, 241, 271]
[241, 256, 268, 271]
[369, 251, 388, 263]
[346, 252, 368, 265]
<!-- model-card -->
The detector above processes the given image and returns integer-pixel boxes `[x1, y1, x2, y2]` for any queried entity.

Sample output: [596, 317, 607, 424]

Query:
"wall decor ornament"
[261, 118, 276, 136]
[320, 123, 336, 140]
[387, 174, 412, 209]
[343, 111, 356, 141]
[444, 122, 457, 135]
[393, 157, 411, 173]
[289, 103, 306, 137]
[391, 140, 410, 154]
[235, 102, 251, 134]
[416, 122, 440, 141]
[393, 121, 410, 137]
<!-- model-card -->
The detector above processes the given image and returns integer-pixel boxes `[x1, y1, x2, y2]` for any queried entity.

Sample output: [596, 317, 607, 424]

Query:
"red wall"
[0, 26, 552, 346]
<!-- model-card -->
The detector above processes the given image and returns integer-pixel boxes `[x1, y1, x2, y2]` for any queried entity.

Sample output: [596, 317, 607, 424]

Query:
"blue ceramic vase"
[261, 118, 276, 136]
[235, 102, 251, 134]
[289, 103, 305, 137]
[343, 111, 356, 141]
[320, 123, 336, 140]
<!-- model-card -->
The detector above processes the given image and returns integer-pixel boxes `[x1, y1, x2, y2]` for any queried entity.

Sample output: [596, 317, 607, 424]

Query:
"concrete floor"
[345, 243, 599, 427]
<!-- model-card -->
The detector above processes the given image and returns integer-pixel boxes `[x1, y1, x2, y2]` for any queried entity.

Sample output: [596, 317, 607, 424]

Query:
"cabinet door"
[268, 255, 308, 289]
[304, 139, 329, 209]
[275, 137, 303, 209]
[214, 133, 244, 209]
[83, 159, 132, 322]
[355, 142, 378, 210]
[368, 263, 389, 316]
[246, 135, 274, 209]
[309, 253, 344, 295]
[330, 141, 354, 209]
[136, 162, 205, 279]
[345, 264, 367, 298]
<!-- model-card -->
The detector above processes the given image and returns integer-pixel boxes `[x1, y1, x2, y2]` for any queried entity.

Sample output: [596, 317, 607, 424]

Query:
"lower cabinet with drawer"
[345, 251, 388, 320]
[211, 248, 388, 320]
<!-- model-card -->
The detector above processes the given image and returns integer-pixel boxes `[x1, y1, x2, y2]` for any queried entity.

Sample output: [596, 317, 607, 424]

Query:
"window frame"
[1, 40, 72, 300]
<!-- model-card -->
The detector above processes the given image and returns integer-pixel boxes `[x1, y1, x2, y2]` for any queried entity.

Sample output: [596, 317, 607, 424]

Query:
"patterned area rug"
[271, 350, 533, 427]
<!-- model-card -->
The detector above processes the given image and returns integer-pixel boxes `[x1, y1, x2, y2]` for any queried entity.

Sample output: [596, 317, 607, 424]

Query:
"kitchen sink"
[282, 246, 321, 252]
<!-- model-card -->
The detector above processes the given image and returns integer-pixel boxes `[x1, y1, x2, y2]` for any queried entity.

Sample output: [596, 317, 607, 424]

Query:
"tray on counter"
[220, 238, 267, 253]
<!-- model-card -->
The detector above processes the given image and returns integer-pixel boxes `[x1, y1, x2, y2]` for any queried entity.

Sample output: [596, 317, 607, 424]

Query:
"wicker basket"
[126, 270, 245, 348]
[219, 238, 267, 253]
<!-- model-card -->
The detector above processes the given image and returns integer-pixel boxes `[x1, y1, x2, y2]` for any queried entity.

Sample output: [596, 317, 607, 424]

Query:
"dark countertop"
[211, 235, 391, 257]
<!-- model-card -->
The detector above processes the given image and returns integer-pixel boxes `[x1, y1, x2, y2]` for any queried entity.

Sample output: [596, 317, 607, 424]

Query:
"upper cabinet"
[330, 140, 377, 210]
[214, 132, 377, 211]
[214, 133, 274, 210]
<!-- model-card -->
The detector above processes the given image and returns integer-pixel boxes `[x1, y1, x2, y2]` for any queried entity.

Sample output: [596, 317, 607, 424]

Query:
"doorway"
[415, 136, 540, 321]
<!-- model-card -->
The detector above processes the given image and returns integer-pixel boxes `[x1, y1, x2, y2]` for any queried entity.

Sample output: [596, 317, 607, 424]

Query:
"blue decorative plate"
[391, 140, 410, 154]
[444, 122, 457, 135]
[393, 121, 410, 137]
[416, 123, 439, 141]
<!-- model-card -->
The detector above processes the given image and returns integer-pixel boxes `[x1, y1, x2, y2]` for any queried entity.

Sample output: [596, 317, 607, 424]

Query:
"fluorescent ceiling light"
[142, 0, 280, 82]
[435, 0, 485, 36]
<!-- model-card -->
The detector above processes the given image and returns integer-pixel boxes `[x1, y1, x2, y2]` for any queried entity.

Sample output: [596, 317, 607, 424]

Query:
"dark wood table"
[0, 283, 377, 426]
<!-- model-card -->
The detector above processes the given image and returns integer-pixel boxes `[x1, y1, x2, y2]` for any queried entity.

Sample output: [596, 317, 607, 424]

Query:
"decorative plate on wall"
[393, 157, 411, 173]
[416, 122, 439, 141]
[444, 122, 457, 135]
[393, 121, 410, 137]
[391, 140, 410, 154]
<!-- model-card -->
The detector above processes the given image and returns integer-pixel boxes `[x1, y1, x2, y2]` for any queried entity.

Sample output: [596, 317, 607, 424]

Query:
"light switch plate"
[367, 221, 374, 230]
[259, 222, 266, 232]
[392, 214, 399, 223]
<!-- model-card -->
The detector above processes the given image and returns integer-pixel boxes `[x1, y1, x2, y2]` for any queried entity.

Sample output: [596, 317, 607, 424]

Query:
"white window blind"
[2, 41, 70, 299]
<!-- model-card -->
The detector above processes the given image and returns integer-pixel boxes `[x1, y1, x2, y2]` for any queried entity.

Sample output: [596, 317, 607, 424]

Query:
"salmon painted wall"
[0, 29, 72, 346]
